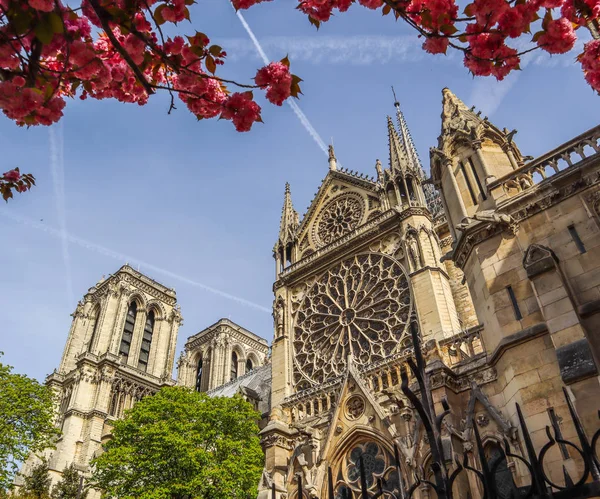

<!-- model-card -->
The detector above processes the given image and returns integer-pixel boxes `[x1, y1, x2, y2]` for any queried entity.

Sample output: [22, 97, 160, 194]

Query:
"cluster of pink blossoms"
[580, 40, 600, 91]
[0, 168, 35, 201]
[232, 0, 599, 88]
[0, 0, 299, 130]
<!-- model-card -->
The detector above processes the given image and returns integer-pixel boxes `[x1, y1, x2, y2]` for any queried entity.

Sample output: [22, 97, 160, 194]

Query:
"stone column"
[444, 163, 469, 224]
[472, 140, 495, 184]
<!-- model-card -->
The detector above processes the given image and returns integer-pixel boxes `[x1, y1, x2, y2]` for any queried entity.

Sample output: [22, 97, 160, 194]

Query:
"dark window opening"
[406, 178, 416, 203]
[468, 157, 487, 201]
[285, 243, 293, 267]
[486, 444, 518, 499]
[119, 302, 137, 361]
[231, 351, 238, 380]
[137, 310, 154, 371]
[88, 309, 100, 353]
[246, 358, 253, 372]
[195, 358, 203, 392]
[568, 225, 586, 254]
[506, 286, 522, 320]
[460, 162, 478, 206]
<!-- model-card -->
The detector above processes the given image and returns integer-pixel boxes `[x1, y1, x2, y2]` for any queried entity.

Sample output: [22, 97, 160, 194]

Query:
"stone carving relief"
[405, 233, 423, 272]
[273, 297, 285, 338]
[314, 194, 365, 247]
[368, 232, 402, 256]
[293, 253, 412, 390]
[345, 395, 366, 420]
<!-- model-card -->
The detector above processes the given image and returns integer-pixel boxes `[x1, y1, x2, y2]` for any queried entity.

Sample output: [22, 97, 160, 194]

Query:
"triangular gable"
[318, 359, 397, 464]
[295, 170, 382, 258]
[463, 382, 513, 439]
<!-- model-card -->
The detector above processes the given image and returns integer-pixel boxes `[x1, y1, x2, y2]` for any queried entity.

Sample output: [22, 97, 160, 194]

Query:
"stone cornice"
[275, 207, 432, 288]
[184, 319, 268, 352]
[94, 265, 177, 306]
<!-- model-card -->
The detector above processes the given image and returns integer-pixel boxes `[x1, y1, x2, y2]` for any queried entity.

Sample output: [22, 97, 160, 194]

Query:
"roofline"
[187, 318, 269, 346]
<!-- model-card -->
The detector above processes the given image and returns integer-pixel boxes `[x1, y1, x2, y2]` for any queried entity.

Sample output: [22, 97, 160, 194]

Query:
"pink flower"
[3, 169, 21, 182]
[221, 92, 262, 132]
[231, 0, 270, 8]
[16, 184, 28, 193]
[255, 61, 292, 106]
[498, 4, 537, 38]
[469, 0, 509, 27]
[580, 39, 600, 92]
[28, 0, 54, 11]
[562, 0, 600, 25]
[537, 17, 577, 54]
[423, 36, 449, 54]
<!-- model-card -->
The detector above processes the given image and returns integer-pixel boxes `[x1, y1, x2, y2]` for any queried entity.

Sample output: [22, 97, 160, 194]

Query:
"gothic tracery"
[293, 253, 412, 390]
[315, 195, 365, 247]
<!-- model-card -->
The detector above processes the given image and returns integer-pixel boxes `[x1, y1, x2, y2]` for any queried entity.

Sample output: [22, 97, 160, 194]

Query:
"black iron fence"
[277, 322, 600, 499]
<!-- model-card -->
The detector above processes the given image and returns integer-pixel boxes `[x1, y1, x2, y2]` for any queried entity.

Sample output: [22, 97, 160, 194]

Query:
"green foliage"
[0, 355, 60, 490]
[51, 465, 86, 499]
[90, 387, 264, 499]
[22, 460, 51, 499]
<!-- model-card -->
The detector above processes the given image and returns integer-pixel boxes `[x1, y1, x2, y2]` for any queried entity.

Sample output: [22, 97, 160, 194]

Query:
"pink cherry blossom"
[3, 169, 20, 182]
[255, 62, 292, 106]
[221, 92, 262, 132]
[537, 17, 577, 54]
[423, 36, 450, 54]
[28, 0, 54, 11]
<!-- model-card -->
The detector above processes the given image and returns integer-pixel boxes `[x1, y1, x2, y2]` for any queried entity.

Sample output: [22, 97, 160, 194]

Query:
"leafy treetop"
[90, 387, 264, 499]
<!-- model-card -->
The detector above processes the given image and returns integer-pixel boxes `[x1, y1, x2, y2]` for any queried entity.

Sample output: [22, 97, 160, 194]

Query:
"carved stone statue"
[407, 234, 423, 271]
[273, 298, 285, 338]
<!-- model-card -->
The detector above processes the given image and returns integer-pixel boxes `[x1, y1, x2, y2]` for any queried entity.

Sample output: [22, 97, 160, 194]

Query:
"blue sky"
[1, 0, 599, 383]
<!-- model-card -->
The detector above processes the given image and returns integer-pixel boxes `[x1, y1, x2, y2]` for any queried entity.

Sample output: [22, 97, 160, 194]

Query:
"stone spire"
[328, 144, 337, 171]
[278, 182, 299, 246]
[387, 115, 408, 173]
[394, 99, 424, 176]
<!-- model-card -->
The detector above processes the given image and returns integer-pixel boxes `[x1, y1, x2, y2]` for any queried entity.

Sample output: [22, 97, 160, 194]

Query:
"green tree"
[91, 387, 264, 499]
[51, 465, 87, 499]
[22, 460, 51, 499]
[0, 356, 60, 490]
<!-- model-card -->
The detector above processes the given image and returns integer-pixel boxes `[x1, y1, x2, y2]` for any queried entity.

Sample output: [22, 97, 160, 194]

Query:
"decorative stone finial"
[328, 144, 337, 171]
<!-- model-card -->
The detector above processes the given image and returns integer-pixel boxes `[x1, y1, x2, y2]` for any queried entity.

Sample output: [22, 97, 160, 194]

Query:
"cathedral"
[18, 88, 600, 499]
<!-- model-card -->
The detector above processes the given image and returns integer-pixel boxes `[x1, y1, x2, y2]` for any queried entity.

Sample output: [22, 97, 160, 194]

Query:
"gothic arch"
[128, 292, 147, 310]
[324, 427, 408, 499]
[87, 303, 103, 353]
[246, 351, 261, 370]
[146, 300, 166, 319]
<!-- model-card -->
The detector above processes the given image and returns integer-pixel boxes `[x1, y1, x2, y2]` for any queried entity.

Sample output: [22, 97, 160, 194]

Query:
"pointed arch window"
[138, 310, 155, 371]
[88, 307, 101, 353]
[195, 357, 203, 392]
[119, 302, 137, 361]
[246, 358, 253, 373]
[485, 443, 517, 499]
[231, 351, 238, 381]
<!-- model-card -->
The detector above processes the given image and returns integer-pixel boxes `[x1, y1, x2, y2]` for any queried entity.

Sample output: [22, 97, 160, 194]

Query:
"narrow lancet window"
[138, 310, 154, 371]
[195, 358, 203, 392]
[246, 358, 253, 372]
[506, 286, 522, 320]
[231, 351, 238, 381]
[88, 308, 100, 353]
[119, 302, 137, 361]
[568, 225, 586, 253]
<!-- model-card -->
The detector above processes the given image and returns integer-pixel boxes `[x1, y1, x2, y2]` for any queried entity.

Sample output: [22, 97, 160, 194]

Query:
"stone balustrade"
[438, 324, 485, 367]
[489, 125, 600, 195]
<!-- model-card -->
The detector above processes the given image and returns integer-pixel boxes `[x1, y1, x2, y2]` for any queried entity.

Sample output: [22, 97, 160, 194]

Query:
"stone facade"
[177, 318, 269, 392]
[17, 265, 183, 498]
[18, 88, 600, 499]
[258, 91, 600, 498]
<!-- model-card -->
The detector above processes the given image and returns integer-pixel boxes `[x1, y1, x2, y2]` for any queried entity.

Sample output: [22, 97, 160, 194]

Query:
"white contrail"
[235, 9, 329, 156]
[49, 124, 74, 307]
[0, 210, 271, 314]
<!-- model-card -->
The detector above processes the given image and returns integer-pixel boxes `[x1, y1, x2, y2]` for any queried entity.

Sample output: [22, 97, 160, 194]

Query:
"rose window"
[316, 195, 364, 246]
[293, 253, 412, 390]
[333, 442, 402, 499]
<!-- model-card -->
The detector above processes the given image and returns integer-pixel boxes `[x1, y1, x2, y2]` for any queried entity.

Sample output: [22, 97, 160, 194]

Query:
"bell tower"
[20, 265, 182, 497]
